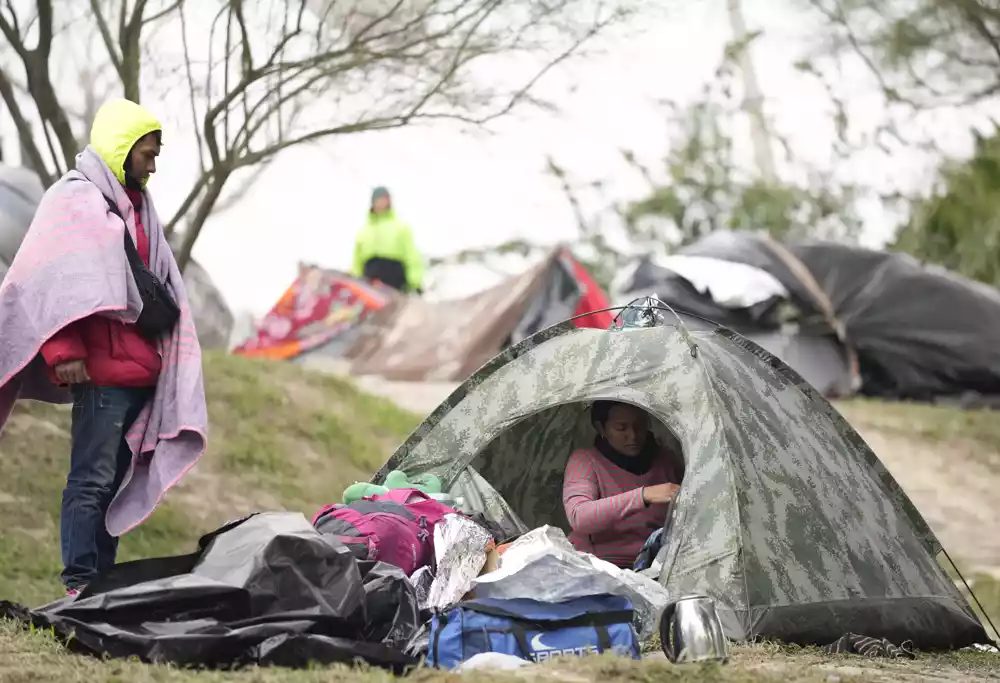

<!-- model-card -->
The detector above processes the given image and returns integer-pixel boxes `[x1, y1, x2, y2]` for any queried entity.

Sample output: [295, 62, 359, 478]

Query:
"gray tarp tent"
[0, 164, 45, 282]
[372, 301, 989, 650]
[680, 230, 1000, 402]
[613, 255, 855, 397]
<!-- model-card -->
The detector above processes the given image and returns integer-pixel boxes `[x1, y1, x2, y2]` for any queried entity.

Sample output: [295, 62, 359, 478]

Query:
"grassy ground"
[836, 398, 1000, 473]
[1, 619, 996, 683]
[0, 354, 998, 681]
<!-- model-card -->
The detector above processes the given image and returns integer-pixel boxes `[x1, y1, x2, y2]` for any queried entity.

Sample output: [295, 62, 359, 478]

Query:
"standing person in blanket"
[351, 186, 425, 294]
[0, 98, 208, 598]
[562, 401, 682, 568]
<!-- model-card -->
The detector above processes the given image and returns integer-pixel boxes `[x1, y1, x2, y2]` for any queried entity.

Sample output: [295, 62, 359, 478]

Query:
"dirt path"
[301, 357, 459, 415]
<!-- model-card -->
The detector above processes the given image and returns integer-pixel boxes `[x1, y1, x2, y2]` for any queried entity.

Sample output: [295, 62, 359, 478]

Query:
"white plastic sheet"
[470, 525, 669, 638]
[656, 254, 788, 308]
[458, 652, 531, 671]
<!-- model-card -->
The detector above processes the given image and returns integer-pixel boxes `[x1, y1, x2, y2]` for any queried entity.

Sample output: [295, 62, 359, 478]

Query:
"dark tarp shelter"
[618, 254, 790, 330]
[371, 300, 990, 650]
[0, 512, 421, 670]
[676, 230, 1000, 402]
[614, 254, 856, 398]
[788, 240, 1000, 401]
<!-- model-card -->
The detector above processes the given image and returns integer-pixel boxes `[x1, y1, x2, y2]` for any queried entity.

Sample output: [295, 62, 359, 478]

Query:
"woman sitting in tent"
[562, 400, 681, 568]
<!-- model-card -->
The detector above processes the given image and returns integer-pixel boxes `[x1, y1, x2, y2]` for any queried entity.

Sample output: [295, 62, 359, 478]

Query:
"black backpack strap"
[102, 194, 145, 272]
[507, 622, 532, 656]
[595, 624, 612, 653]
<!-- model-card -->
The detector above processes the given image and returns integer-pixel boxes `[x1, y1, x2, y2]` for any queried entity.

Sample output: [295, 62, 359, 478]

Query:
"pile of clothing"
[311, 482, 669, 669]
[0, 479, 670, 673]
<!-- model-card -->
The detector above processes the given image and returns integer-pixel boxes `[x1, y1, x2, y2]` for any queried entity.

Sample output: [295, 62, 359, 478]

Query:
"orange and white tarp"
[232, 265, 393, 360]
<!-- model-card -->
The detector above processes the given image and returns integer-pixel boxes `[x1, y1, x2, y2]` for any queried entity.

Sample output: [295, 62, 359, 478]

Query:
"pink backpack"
[312, 488, 457, 575]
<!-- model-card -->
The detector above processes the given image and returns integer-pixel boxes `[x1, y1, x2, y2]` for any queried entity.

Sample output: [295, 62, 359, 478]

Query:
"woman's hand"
[642, 483, 681, 505]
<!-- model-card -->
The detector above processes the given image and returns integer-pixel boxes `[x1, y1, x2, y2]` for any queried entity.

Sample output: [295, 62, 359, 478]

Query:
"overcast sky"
[4, 1, 998, 316]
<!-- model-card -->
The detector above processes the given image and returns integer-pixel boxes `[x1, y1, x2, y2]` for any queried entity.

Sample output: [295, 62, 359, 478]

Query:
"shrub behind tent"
[372, 303, 989, 650]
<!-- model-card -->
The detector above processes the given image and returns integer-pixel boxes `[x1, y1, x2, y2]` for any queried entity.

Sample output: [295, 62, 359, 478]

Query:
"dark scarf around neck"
[594, 434, 658, 476]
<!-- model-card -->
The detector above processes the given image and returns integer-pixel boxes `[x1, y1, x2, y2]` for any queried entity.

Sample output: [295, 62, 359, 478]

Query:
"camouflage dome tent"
[371, 301, 991, 650]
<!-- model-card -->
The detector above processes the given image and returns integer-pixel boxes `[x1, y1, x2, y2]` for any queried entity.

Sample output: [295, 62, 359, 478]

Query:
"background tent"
[618, 229, 1000, 403]
[0, 163, 235, 349]
[371, 303, 989, 649]
[612, 252, 856, 397]
[232, 266, 392, 360]
[235, 248, 615, 382]
[0, 164, 45, 282]
[788, 240, 1000, 401]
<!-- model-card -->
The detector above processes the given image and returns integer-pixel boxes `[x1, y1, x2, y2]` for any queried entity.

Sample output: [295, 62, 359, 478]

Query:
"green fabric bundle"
[342, 470, 442, 504]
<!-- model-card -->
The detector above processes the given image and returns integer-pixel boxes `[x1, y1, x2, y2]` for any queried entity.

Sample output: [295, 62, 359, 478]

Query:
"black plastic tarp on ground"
[0, 512, 420, 671]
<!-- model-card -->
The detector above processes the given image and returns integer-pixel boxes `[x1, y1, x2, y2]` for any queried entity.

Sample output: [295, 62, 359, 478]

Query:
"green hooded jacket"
[89, 98, 162, 187]
[351, 210, 425, 291]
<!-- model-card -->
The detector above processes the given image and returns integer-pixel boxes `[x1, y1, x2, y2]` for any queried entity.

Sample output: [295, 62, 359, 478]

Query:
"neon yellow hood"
[89, 99, 162, 187]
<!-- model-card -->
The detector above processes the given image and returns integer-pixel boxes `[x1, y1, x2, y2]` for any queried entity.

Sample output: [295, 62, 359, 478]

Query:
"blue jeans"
[61, 385, 151, 589]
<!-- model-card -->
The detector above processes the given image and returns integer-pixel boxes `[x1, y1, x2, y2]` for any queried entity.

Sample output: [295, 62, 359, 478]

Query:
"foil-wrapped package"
[410, 565, 435, 609]
[424, 513, 492, 610]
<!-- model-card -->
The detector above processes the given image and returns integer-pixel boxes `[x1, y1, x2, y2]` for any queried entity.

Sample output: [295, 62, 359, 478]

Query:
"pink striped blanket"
[0, 146, 207, 537]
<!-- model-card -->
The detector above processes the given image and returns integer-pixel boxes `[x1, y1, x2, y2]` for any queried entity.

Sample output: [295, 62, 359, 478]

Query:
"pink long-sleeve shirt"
[562, 446, 678, 568]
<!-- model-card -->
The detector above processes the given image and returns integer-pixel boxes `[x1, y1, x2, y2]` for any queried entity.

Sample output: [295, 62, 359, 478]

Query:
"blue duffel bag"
[427, 594, 641, 669]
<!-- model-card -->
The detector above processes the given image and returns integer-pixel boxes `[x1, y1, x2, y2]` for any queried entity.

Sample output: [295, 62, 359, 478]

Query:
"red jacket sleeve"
[562, 451, 646, 534]
[40, 321, 88, 367]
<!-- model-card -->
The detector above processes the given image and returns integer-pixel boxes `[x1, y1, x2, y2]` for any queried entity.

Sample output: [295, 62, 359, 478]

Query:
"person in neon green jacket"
[351, 186, 425, 293]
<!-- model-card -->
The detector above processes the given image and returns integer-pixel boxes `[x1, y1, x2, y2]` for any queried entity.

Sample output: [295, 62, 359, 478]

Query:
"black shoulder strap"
[103, 195, 145, 271]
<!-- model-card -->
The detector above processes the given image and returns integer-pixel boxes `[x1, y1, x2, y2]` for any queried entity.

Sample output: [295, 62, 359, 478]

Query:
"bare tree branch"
[0, 67, 54, 185]
[4, 0, 633, 275]
[806, 0, 1000, 110]
[144, 0, 182, 25]
[0, 0, 79, 173]
[178, 1, 206, 173]
[209, 159, 276, 214]
[89, 0, 124, 73]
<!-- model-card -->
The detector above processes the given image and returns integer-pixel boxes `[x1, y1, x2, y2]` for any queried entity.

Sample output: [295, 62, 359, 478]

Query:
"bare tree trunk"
[175, 170, 230, 273]
[0, 70, 55, 185]
[726, 0, 777, 183]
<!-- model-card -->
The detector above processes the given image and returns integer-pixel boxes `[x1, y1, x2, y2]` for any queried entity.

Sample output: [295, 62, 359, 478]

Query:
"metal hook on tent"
[612, 296, 700, 358]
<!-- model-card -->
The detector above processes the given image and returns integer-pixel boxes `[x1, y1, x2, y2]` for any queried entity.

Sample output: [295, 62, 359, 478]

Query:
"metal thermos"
[659, 594, 729, 664]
